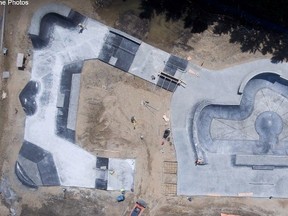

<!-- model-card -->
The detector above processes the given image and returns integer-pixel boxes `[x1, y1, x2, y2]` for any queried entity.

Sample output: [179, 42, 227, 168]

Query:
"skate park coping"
[28, 3, 71, 36]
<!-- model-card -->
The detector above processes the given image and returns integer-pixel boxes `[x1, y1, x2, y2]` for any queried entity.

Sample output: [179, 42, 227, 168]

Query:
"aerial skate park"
[16, 3, 288, 198]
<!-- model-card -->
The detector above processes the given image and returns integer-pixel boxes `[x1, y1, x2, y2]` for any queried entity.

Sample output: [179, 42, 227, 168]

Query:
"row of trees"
[139, 0, 288, 62]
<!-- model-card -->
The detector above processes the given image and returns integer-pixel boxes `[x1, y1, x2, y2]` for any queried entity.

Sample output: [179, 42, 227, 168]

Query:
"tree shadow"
[139, 0, 288, 63]
[213, 17, 288, 63]
[139, 0, 216, 33]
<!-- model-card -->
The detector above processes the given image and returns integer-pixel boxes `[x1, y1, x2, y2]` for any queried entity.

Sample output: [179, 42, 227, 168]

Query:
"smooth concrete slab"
[129, 43, 170, 85]
[107, 159, 135, 191]
[67, 73, 81, 130]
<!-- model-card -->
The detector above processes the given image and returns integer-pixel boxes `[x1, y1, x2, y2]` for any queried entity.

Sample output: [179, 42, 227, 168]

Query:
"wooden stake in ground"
[131, 116, 137, 129]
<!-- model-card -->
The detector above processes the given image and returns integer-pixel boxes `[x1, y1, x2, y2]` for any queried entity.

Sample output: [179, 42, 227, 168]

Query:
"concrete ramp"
[28, 3, 71, 36]
[235, 155, 288, 167]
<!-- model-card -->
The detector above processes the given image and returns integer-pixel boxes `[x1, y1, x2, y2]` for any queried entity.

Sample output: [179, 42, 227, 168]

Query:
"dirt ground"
[0, 0, 286, 216]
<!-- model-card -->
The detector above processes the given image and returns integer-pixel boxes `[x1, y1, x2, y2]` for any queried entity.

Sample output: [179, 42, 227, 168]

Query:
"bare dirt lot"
[0, 0, 287, 215]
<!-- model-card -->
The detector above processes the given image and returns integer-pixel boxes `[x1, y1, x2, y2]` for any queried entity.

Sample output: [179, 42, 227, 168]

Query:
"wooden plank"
[17, 53, 24, 67]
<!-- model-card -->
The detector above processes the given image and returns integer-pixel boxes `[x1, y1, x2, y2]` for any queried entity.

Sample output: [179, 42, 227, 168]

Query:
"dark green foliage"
[139, 0, 288, 62]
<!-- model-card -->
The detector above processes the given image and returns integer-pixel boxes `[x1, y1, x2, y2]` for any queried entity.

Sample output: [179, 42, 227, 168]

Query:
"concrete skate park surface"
[172, 62, 288, 198]
[17, 3, 288, 198]
[17, 3, 137, 191]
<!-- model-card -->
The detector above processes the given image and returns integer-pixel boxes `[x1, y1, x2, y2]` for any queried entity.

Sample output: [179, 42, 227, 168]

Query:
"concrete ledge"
[190, 100, 212, 160]
[108, 28, 142, 45]
[28, 3, 71, 36]
[67, 73, 81, 130]
[235, 155, 288, 167]
[238, 71, 283, 94]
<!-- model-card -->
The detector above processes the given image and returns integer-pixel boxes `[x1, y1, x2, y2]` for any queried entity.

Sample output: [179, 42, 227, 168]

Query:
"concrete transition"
[172, 68, 288, 198]
[17, 3, 288, 198]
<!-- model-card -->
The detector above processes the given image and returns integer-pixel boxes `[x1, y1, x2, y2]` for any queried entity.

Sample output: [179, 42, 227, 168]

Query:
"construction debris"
[78, 23, 87, 33]
[2, 71, 10, 79]
[142, 100, 159, 115]
[1, 90, 7, 100]
[163, 114, 169, 122]
[188, 69, 199, 77]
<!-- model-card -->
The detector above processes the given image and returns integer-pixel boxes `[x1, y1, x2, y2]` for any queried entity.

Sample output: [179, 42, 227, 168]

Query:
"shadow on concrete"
[30, 11, 86, 49]
[19, 81, 39, 116]
[195, 73, 288, 156]
[15, 141, 60, 188]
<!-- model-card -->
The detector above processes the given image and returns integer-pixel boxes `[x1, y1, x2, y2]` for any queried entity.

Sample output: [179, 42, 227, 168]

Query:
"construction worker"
[131, 116, 137, 129]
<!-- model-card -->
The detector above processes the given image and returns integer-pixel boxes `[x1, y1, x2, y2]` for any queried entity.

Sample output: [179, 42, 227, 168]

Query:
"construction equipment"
[129, 200, 147, 216]
[117, 194, 125, 202]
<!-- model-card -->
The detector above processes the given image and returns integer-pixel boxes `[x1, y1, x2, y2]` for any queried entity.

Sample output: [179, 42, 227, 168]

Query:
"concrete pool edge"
[171, 60, 288, 198]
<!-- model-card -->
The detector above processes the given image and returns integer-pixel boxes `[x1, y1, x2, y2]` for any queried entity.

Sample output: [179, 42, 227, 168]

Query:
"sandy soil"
[76, 60, 174, 211]
[0, 0, 287, 216]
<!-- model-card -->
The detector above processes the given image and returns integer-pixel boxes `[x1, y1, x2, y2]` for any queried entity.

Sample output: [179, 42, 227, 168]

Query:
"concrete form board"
[17, 53, 24, 67]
